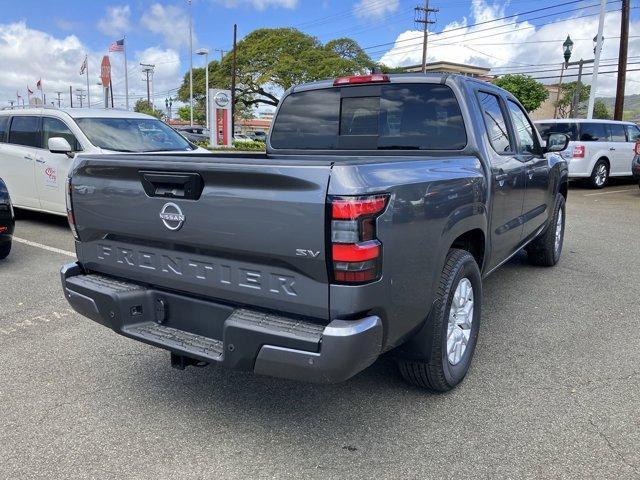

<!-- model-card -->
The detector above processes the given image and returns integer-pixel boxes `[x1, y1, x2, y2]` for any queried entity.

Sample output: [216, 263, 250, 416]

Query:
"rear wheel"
[589, 159, 609, 189]
[0, 241, 11, 260]
[397, 249, 481, 392]
[526, 194, 565, 267]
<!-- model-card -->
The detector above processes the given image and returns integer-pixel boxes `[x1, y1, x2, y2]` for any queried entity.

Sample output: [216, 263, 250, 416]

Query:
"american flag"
[80, 55, 87, 75]
[109, 38, 125, 52]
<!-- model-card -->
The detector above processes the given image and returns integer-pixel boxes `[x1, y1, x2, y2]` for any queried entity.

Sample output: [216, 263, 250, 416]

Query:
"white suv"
[0, 108, 207, 216]
[535, 119, 640, 188]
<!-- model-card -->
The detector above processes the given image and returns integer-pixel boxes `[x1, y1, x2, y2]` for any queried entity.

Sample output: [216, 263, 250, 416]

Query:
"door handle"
[609, 147, 616, 151]
[35, 158, 46, 163]
[494, 172, 508, 187]
[23, 155, 33, 160]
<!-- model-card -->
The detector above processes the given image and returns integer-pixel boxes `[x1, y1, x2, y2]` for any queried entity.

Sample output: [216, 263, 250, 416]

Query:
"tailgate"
[70, 155, 332, 319]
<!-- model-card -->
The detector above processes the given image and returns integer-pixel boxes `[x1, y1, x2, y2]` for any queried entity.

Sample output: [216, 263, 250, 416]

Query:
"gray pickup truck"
[61, 73, 569, 392]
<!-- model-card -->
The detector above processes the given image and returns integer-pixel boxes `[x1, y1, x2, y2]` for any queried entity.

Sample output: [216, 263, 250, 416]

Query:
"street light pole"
[188, 0, 194, 127]
[587, 0, 607, 119]
[555, 35, 574, 119]
[196, 48, 210, 131]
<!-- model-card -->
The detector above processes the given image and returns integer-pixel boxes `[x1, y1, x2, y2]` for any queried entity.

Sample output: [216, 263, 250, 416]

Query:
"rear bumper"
[61, 262, 382, 383]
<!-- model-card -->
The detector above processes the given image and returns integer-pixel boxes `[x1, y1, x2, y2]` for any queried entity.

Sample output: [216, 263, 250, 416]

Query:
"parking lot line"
[583, 188, 637, 196]
[12, 237, 76, 258]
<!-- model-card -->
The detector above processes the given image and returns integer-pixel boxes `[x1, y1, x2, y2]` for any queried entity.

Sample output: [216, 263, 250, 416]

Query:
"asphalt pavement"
[1, 181, 639, 479]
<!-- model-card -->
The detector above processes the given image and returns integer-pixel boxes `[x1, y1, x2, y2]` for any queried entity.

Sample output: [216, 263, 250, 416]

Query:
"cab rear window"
[271, 83, 467, 150]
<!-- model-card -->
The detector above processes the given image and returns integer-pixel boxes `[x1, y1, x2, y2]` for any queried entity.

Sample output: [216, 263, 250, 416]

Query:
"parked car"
[60, 73, 568, 392]
[633, 143, 640, 188]
[233, 134, 254, 143]
[0, 108, 208, 216]
[0, 177, 14, 259]
[535, 119, 640, 188]
[251, 131, 267, 142]
[175, 125, 209, 143]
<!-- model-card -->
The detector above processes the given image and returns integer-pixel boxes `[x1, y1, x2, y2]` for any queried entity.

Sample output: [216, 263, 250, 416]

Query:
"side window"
[477, 92, 511, 153]
[8, 116, 40, 148]
[579, 123, 607, 142]
[609, 123, 626, 142]
[536, 122, 577, 142]
[42, 117, 81, 151]
[625, 124, 640, 142]
[506, 100, 538, 155]
[0, 116, 8, 142]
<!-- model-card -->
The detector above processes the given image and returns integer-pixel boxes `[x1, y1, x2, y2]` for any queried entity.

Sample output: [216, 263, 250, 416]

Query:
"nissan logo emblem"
[159, 202, 185, 231]
[214, 91, 230, 108]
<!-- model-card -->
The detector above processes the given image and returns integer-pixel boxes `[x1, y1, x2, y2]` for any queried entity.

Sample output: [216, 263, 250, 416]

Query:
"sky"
[0, 0, 639, 113]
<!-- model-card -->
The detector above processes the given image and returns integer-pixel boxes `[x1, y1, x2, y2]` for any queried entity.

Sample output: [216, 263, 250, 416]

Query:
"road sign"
[100, 56, 111, 87]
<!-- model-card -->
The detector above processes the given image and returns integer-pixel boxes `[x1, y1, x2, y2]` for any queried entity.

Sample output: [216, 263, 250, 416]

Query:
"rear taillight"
[66, 177, 79, 240]
[634, 140, 640, 155]
[573, 145, 585, 158]
[329, 194, 388, 284]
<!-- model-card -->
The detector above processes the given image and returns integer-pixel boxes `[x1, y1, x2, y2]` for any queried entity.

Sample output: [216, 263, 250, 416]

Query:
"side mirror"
[544, 133, 570, 154]
[48, 137, 73, 156]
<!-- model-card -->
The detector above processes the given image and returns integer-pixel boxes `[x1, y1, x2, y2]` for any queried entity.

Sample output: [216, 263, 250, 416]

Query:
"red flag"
[36, 79, 42, 90]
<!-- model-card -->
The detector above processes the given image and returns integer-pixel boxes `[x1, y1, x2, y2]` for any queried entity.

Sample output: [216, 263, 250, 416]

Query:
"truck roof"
[289, 72, 493, 93]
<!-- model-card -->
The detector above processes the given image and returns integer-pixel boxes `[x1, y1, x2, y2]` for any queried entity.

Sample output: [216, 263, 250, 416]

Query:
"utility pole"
[231, 24, 237, 137]
[614, 0, 630, 120]
[215, 48, 226, 62]
[415, 0, 438, 73]
[55, 91, 63, 108]
[75, 88, 86, 108]
[188, 0, 194, 126]
[587, 0, 606, 119]
[141, 63, 155, 105]
[69, 86, 73, 108]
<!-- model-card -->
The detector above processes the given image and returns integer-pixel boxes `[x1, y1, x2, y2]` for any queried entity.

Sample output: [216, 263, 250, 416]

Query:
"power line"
[363, 0, 606, 52]
[367, 2, 624, 58]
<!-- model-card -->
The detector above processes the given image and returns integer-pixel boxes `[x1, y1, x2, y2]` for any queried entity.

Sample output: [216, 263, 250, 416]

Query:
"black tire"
[526, 194, 565, 267]
[0, 241, 11, 260]
[589, 159, 609, 189]
[397, 249, 481, 392]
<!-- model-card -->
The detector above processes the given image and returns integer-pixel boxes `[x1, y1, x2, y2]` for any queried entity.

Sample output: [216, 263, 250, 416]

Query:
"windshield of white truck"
[75, 118, 195, 152]
[271, 83, 467, 150]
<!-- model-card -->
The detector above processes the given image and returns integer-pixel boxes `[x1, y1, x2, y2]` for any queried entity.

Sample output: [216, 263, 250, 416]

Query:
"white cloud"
[0, 21, 182, 111]
[141, 4, 192, 49]
[379, 0, 640, 96]
[216, 0, 298, 10]
[97, 5, 131, 36]
[354, 0, 399, 21]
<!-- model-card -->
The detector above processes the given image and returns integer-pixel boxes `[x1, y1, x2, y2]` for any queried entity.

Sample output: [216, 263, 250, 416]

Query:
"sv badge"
[296, 249, 320, 258]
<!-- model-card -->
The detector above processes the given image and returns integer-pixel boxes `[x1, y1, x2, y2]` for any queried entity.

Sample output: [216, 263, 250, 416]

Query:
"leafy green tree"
[324, 38, 374, 71]
[178, 28, 375, 110]
[494, 74, 549, 112]
[593, 99, 612, 119]
[556, 81, 591, 118]
[133, 99, 164, 119]
[176, 105, 205, 124]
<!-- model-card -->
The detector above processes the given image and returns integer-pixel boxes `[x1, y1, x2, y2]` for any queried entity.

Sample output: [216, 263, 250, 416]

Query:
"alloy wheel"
[447, 278, 474, 365]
